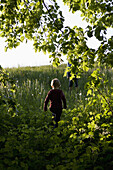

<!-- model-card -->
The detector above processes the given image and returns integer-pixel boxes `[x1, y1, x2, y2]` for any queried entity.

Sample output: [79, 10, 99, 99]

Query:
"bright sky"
[0, 1, 113, 68]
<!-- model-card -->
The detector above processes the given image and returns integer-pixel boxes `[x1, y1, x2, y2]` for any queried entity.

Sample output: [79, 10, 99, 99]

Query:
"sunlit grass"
[6, 64, 113, 115]
[6, 65, 85, 112]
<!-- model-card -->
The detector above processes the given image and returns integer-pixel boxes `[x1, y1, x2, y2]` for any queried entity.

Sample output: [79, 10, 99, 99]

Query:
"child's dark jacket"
[44, 89, 67, 113]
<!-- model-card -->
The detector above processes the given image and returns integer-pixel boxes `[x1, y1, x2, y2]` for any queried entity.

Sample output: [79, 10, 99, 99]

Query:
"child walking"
[44, 78, 67, 128]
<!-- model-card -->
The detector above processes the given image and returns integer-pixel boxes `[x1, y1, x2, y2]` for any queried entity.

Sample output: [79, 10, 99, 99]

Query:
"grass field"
[0, 64, 113, 170]
[6, 64, 89, 112]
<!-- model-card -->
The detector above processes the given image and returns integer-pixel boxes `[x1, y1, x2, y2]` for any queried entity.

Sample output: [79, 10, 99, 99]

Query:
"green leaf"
[87, 30, 93, 38]
[87, 89, 92, 95]
[4, 46, 8, 52]
[20, 36, 24, 42]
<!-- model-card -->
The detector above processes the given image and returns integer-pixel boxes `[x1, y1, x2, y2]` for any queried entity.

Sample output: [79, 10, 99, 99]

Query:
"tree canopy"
[0, 0, 113, 71]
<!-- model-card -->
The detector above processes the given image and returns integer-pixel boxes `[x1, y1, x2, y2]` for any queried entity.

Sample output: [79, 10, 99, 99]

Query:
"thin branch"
[42, 0, 63, 34]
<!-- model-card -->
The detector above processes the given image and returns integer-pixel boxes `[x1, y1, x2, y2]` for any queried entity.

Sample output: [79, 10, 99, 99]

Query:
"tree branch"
[42, 0, 63, 34]
[97, 88, 113, 117]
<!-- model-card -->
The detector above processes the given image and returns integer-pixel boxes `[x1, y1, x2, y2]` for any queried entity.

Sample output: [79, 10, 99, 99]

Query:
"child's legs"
[52, 112, 61, 128]
[74, 78, 78, 87]
[69, 79, 73, 95]
[69, 79, 73, 88]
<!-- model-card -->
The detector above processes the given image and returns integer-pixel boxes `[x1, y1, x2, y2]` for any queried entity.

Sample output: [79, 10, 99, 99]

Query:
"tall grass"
[6, 64, 113, 116]
[6, 65, 88, 113]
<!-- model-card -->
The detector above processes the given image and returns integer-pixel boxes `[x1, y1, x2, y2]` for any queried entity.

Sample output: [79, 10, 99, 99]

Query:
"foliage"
[0, 0, 113, 169]
[0, 0, 113, 69]
[0, 66, 17, 117]
[0, 65, 113, 170]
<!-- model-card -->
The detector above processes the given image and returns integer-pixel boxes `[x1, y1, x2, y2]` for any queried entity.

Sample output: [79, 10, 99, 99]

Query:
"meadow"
[6, 64, 89, 113]
[0, 64, 113, 170]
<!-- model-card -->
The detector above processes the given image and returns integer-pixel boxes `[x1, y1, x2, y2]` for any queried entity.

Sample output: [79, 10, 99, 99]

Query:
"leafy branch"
[97, 88, 113, 117]
[42, 0, 64, 34]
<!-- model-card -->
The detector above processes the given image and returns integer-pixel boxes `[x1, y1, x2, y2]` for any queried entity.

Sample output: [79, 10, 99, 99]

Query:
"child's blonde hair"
[51, 78, 61, 88]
